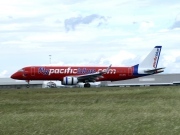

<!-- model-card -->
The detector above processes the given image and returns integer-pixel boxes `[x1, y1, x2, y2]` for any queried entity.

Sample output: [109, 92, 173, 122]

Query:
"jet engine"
[62, 76, 78, 85]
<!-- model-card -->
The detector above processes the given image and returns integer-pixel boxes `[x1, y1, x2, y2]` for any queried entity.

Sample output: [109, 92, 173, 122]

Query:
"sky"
[1, 0, 180, 77]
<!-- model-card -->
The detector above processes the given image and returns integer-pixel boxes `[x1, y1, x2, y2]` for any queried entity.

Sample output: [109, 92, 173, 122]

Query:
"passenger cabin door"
[128, 67, 133, 76]
[31, 67, 35, 76]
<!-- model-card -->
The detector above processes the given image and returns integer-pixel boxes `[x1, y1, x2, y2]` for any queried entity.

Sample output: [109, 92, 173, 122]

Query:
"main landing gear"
[84, 83, 91, 88]
[26, 80, 30, 88]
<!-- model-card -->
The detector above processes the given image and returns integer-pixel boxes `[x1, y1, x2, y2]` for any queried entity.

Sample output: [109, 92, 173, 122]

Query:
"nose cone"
[11, 72, 19, 79]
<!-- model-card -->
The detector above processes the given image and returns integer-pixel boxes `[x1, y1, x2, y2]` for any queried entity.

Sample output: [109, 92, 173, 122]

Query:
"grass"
[1, 86, 180, 135]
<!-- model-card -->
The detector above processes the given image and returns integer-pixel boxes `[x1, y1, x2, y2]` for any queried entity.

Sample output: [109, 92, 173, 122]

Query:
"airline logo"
[38, 67, 116, 75]
[38, 67, 49, 75]
[153, 48, 160, 68]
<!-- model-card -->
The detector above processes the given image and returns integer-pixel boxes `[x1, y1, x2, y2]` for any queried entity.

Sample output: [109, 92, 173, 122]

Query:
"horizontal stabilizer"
[144, 67, 165, 74]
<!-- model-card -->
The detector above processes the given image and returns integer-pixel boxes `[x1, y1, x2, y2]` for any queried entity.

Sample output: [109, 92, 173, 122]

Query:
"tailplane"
[135, 46, 165, 74]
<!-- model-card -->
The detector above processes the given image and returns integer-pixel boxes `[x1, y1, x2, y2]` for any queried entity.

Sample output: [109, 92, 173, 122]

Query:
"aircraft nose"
[11, 73, 18, 79]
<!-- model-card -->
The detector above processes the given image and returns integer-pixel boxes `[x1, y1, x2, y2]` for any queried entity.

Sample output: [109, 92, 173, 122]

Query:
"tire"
[84, 83, 91, 88]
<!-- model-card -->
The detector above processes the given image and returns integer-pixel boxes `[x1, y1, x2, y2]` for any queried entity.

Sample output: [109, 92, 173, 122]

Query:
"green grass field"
[1, 86, 180, 135]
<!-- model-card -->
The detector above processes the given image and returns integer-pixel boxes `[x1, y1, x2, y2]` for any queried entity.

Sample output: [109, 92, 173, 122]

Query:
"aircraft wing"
[76, 64, 112, 82]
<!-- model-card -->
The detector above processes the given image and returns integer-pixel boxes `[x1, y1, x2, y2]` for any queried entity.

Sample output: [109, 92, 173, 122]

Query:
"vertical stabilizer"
[139, 46, 161, 69]
[135, 46, 162, 74]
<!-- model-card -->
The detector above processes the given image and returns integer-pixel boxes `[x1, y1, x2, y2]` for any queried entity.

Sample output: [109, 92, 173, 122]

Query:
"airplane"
[11, 46, 165, 88]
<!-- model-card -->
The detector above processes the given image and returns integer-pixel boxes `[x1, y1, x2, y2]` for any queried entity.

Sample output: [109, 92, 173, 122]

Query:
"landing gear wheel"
[84, 83, 91, 88]
[26, 80, 30, 88]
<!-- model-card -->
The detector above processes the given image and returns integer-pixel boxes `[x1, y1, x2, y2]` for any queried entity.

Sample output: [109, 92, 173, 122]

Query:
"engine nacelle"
[62, 76, 78, 85]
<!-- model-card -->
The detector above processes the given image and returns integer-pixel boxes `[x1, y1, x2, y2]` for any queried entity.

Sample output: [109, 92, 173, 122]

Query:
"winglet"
[102, 64, 112, 74]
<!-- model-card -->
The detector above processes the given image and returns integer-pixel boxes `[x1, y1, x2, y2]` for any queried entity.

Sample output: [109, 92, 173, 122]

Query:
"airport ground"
[1, 86, 180, 135]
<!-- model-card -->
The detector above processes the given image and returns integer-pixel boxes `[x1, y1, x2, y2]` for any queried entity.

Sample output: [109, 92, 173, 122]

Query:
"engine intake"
[62, 76, 78, 85]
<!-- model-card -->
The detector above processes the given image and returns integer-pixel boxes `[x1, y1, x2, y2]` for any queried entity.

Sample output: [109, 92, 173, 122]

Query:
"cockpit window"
[18, 69, 24, 72]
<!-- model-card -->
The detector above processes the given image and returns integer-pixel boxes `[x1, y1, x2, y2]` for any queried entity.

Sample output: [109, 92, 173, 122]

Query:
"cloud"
[49, 50, 138, 67]
[175, 56, 180, 63]
[171, 21, 180, 29]
[171, 13, 180, 29]
[0, 70, 8, 78]
[64, 14, 108, 31]
[139, 21, 154, 31]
